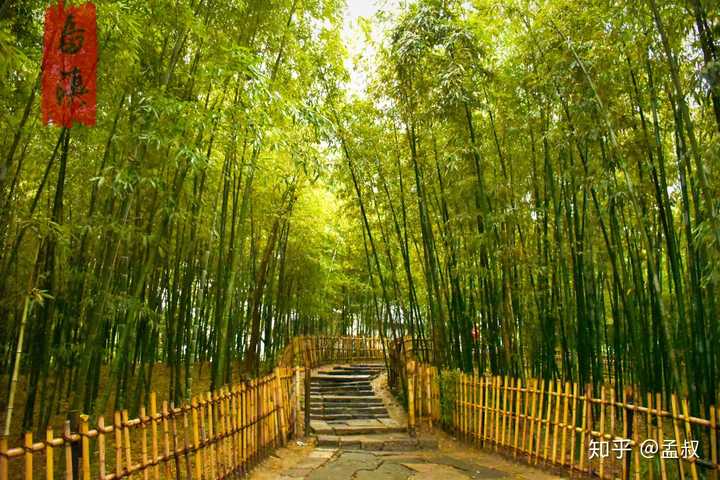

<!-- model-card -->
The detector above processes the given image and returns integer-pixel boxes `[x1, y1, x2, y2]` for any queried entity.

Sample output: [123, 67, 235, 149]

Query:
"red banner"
[42, 1, 97, 128]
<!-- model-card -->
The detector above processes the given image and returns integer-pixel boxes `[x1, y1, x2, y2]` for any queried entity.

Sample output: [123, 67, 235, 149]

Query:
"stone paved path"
[249, 364, 564, 479]
[288, 449, 511, 479]
[249, 435, 565, 479]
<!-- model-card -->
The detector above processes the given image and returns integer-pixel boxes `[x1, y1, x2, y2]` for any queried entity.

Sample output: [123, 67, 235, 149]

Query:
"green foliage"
[1, 0, 719, 435]
[0, 0, 355, 434]
[332, 0, 720, 417]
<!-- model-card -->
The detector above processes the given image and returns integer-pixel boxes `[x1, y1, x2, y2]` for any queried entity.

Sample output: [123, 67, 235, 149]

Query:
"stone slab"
[354, 462, 413, 479]
[344, 419, 383, 426]
[309, 420, 331, 431]
[305, 452, 381, 480]
[382, 438, 418, 451]
[308, 449, 336, 459]
[405, 464, 470, 480]
[312, 374, 372, 381]
[333, 425, 406, 435]
[283, 467, 315, 477]
[378, 418, 401, 427]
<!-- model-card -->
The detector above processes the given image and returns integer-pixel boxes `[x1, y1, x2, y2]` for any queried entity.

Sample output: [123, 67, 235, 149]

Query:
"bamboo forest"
[0, 0, 719, 479]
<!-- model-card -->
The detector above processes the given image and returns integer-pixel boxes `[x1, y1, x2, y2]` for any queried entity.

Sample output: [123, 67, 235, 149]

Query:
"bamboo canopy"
[1, 0, 719, 478]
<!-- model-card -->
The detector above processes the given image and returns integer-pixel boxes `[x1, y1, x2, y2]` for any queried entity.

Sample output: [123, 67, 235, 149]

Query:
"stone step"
[311, 391, 374, 397]
[310, 382, 372, 389]
[316, 433, 438, 451]
[311, 425, 406, 436]
[345, 363, 384, 368]
[310, 379, 372, 388]
[310, 381, 373, 388]
[310, 405, 389, 415]
[322, 371, 381, 377]
[311, 396, 383, 406]
[337, 369, 384, 372]
[312, 386, 372, 390]
[306, 363, 419, 456]
[310, 419, 405, 436]
[310, 382, 372, 388]
[319, 370, 378, 376]
[313, 413, 390, 421]
[336, 363, 384, 367]
[311, 374, 372, 382]
[310, 389, 373, 396]
[328, 367, 385, 375]
[310, 402, 383, 409]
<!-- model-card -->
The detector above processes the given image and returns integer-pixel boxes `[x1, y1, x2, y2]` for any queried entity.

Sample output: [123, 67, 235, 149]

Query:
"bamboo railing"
[0, 367, 294, 480]
[405, 360, 719, 480]
[279, 336, 385, 369]
[0, 336, 384, 480]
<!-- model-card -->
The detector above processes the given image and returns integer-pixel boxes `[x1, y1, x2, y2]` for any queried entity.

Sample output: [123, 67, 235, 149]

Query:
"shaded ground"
[248, 432, 565, 479]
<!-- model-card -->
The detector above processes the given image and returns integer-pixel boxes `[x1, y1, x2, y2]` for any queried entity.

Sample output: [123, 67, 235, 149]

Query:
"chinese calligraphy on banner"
[42, 0, 97, 127]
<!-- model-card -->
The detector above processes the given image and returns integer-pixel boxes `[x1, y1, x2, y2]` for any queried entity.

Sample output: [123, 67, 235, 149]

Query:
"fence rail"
[1, 367, 294, 480]
[405, 360, 719, 480]
[0, 336, 385, 480]
[280, 336, 385, 369]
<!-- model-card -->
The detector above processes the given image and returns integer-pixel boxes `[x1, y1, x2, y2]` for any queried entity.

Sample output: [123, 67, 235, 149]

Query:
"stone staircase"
[308, 363, 437, 451]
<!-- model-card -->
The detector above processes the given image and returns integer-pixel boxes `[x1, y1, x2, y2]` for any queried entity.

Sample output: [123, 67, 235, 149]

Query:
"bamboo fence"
[0, 336, 385, 480]
[405, 360, 719, 480]
[282, 336, 385, 369]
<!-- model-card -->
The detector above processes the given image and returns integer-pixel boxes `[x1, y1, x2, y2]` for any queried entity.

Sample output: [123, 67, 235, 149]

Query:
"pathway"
[249, 363, 564, 479]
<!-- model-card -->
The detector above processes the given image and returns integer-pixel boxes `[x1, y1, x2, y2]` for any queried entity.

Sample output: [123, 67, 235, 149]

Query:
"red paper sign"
[42, 1, 97, 127]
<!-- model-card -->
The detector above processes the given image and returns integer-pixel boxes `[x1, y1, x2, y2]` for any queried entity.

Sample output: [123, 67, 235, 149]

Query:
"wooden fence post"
[520, 379, 530, 457]
[240, 383, 246, 474]
[580, 384, 592, 474]
[623, 388, 633, 480]
[150, 392, 160, 480]
[474, 374, 480, 446]
[23, 432, 32, 480]
[551, 380, 562, 465]
[425, 365, 432, 428]
[598, 386, 606, 478]
[534, 379, 545, 464]
[480, 375, 487, 447]
[139, 406, 149, 480]
[710, 406, 717, 480]
[513, 378, 521, 456]
[495, 376, 502, 451]
[681, 398, 699, 480]
[569, 383, 578, 470]
[655, 393, 667, 480]
[46, 428, 54, 480]
[670, 394, 685, 480]
[216, 393, 225, 478]
[294, 367, 301, 436]
[304, 364, 311, 436]
[191, 397, 202, 480]
[121, 410, 132, 479]
[68, 411, 81, 480]
[0, 436, 7, 480]
[543, 380, 554, 462]
[79, 414, 90, 480]
[483, 376, 490, 446]
[275, 367, 287, 445]
[527, 379, 537, 457]
[407, 360, 416, 437]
